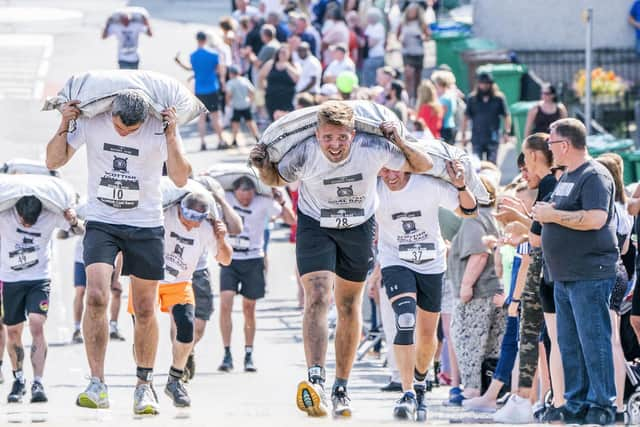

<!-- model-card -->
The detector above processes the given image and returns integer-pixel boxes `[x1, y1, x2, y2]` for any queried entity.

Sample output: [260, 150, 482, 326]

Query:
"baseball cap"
[330, 43, 348, 53]
[319, 83, 338, 97]
[477, 72, 494, 84]
[196, 31, 207, 41]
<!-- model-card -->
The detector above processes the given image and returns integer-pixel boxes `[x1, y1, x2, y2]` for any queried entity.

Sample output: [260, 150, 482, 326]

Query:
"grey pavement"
[0, 1, 512, 425]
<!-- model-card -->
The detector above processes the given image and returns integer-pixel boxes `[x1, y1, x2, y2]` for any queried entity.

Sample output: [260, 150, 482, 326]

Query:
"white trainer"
[493, 394, 534, 424]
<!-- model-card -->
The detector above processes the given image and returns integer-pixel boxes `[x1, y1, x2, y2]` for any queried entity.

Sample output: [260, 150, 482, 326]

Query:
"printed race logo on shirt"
[8, 246, 38, 271]
[324, 174, 366, 206]
[97, 144, 141, 209]
[553, 182, 575, 198]
[164, 232, 193, 278]
[392, 211, 436, 264]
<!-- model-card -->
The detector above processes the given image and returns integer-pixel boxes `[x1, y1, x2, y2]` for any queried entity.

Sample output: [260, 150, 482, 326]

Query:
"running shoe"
[394, 391, 417, 420]
[164, 378, 190, 408]
[72, 329, 83, 344]
[76, 377, 109, 409]
[493, 394, 534, 424]
[184, 353, 195, 382]
[218, 353, 233, 372]
[331, 385, 352, 418]
[110, 329, 126, 341]
[296, 380, 329, 417]
[244, 353, 257, 372]
[7, 379, 26, 403]
[415, 384, 428, 422]
[30, 381, 48, 403]
[133, 383, 160, 415]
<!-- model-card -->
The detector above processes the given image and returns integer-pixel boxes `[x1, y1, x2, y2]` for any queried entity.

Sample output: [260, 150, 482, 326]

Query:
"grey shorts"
[220, 258, 266, 300]
[192, 268, 214, 321]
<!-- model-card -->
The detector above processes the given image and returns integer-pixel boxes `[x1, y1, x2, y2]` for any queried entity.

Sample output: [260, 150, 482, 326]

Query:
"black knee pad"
[172, 304, 195, 343]
[392, 296, 416, 345]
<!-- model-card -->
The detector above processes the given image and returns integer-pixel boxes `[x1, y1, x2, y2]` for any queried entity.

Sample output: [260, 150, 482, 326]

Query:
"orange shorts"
[127, 281, 195, 314]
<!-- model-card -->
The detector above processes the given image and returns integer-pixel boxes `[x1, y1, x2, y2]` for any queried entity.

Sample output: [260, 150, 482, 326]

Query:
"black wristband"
[511, 299, 521, 303]
[460, 204, 478, 215]
[455, 185, 467, 191]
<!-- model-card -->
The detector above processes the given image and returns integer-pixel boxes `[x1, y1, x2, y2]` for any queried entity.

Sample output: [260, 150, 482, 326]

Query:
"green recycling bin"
[450, 38, 499, 93]
[477, 63, 527, 106]
[620, 150, 640, 185]
[509, 101, 537, 153]
[433, 30, 470, 71]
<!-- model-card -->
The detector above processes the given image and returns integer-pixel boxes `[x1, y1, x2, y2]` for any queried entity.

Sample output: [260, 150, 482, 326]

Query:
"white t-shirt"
[377, 175, 459, 274]
[324, 57, 356, 79]
[194, 201, 225, 271]
[365, 22, 386, 58]
[107, 22, 147, 62]
[162, 205, 217, 285]
[225, 192, 282, 260]
[74, 236, 84, 264]
[278, 134, 406, 229]
[0, 209, 68, 282]
[67, 113, 170, 228]
[296, 55, 322, 93]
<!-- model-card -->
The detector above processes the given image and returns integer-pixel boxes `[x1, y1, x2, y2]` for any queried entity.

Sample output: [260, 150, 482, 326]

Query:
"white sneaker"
[493, 395, 534, 424]
[133, 383, 160, 415]
[463, 396, 497, 413]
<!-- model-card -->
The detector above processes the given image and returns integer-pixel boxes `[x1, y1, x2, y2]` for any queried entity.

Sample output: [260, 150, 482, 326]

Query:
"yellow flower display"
[573, 67, 629, 99]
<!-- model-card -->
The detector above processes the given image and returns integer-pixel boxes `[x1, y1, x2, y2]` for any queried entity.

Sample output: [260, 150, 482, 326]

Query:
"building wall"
[473, 0, 636, 50]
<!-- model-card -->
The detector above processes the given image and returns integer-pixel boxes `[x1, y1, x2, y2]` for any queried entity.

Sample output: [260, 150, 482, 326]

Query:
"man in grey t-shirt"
[532, 118, 617, 425]
[225, 65, 260, 146]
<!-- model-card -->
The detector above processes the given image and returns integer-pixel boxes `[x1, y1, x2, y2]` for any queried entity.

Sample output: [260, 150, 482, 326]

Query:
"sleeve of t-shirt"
[66, 118, 88, 150]
[439, 96, 452, 114]
[257, 47, 272, 64]
[267, 198, 283, 218]
[581, 172, 613, 212]
[55, 213, 70, 231]
[277, 141, 308, 182]
[375, 137, 407, 171]
[464, 97, 473, 118]
[631, 1, 640, 17]
[458, 218, 490, 259]
[436, 178, 460, 212]
[499, 96, 508, 116]
[203, 222, 217, 255]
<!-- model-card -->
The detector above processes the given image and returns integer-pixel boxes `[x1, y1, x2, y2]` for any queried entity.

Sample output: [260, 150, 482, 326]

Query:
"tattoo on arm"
[559, 211, 585, 226]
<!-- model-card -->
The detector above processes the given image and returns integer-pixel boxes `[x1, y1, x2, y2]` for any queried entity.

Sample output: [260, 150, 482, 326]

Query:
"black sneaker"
[244, 353, 257, 372]
[72, 329, 83, 344]
[218, 353, 233, 372]
[380, 381, 402, 392]
[8, 379, 26, 403]
[584, 406, 615, 426]
[394, 391, 417, 420]
[30, 381, 48, 403]
[110, 329, 126, 341]
[415, 384, 428, 422]
[184, 353, 195, 382]
[231, 140, 238, 147]
[542, 405, 586, 424]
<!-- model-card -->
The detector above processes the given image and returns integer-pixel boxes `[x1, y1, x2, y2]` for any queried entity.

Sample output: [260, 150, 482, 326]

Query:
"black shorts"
[539, 281, 556, 314]
[220, 258, 266, 300]
[296, 211, 375, 283]
[192, 268, 214, 320]
[381, 265, 443, 312]
[83, 221, 165, 281]
[232, 108, 253, 123]
[74, 262, 87, 287]
[196, 92, 220, 112]
[633, 273, 640, 316]
[2, 280, 50, 326]
[403, 54, 424, 69]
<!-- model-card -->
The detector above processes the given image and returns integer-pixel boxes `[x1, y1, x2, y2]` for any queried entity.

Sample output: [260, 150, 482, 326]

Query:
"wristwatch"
[455, 185, 467, 192]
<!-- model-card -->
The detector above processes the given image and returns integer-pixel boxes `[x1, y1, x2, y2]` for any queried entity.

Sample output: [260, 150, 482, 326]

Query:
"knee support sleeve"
[392, 296, 416, 345]
[172, 304, 195, 343]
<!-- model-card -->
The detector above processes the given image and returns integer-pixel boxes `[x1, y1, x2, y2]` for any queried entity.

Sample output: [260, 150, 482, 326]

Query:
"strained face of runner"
[316, 123, 356, 163]
[379, 167, 410, 191]
[234, 186, 256, 207]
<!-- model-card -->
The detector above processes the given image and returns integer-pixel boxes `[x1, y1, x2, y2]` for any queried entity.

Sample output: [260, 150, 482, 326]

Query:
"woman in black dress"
[260, 44, 300, 122]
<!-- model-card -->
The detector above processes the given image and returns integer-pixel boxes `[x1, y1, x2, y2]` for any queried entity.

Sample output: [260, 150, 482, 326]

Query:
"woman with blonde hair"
[416, 80, 443, 138]
[431, 70, 458, 144]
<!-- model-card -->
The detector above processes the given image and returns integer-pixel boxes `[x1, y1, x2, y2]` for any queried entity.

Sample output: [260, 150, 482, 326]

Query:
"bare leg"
[219, 291, 235, 347]
[0, 319, 6, 365]
[441, 312, 460, 386]
[415, 308, 440, 375]
[242, 298, 257, 347]
[404, 65, 415, 101]
[333, 276, 365, 381]
[84, 263, 113, 381]
[210, 111, 224, 144]
[246, 120, 260, 140]
[130, 275, 159, 385]
[73, 287, 85, 327]
[109, 253, 123, 324]
[296, 267, 304, 309]
[198, 112, 207, 147]
[194, 318, 207, 346]
[28, 314, 47, 378]
[537, 344, 550, 402]
[611, 311, 626, 412]
[6, 323, 25, 372]
[301, 271, 333, 368]
[543, 312, 565, 407]
[631, 315, 640, 343]
[231, 121, 240, 143]
[170, 308, 194, 370]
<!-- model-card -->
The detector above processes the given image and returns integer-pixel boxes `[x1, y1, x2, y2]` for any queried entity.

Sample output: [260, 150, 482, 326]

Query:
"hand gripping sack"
[194, 175, 225, 200]
[110, 6, 149, 24]
[0, 174, 75, 215]
[42, 70, 207, 126]
[258, 100, 490, 204]
[160, 177, 219, 219]
[204, 164, 273, 197]
[1, 158, 60, 177]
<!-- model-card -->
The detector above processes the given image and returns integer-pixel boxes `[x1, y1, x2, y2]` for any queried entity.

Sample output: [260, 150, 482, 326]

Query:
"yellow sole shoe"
[296, 380, 328, 417]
